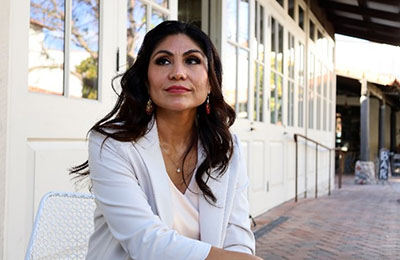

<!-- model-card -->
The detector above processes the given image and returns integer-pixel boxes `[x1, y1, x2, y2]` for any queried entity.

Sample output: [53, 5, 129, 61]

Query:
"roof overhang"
[317, 0, 400, 46]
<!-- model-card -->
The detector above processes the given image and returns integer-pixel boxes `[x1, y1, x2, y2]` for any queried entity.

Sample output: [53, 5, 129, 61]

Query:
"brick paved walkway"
[254, 176, 400, 259]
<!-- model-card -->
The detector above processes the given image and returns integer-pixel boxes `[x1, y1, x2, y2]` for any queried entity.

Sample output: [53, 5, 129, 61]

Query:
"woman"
[72, 20, 260, 260]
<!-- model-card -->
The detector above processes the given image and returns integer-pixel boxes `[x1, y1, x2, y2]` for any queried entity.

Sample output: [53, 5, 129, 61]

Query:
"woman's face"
[147, 34, 210, 115]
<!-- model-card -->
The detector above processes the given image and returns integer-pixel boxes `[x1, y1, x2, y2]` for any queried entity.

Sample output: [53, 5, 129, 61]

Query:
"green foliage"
[76, 56, 98, 99]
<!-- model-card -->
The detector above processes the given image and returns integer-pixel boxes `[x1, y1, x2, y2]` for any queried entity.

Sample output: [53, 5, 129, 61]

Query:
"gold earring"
[146, 98, 154, 115]
[206, 95, 211, 115]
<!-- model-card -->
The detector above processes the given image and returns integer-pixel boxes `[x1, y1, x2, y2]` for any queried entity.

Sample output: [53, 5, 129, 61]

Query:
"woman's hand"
[206, 247, 263, 260]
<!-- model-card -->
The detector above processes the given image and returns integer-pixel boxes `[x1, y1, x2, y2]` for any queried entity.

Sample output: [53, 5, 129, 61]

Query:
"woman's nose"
[169, 62, 187, 80]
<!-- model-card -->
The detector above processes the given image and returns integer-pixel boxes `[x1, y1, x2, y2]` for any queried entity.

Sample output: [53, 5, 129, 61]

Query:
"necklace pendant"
[176, 168, 181, 173]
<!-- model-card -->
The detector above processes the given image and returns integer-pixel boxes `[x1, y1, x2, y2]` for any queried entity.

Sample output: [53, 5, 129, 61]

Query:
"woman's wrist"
[205, 246, 262, 260]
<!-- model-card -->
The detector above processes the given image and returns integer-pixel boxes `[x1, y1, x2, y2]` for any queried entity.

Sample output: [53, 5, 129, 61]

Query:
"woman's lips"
[165, 85, 191, 93]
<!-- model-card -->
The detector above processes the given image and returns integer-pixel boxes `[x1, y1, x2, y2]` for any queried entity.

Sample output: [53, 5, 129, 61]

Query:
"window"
[322, 66, 328, 131]
[309, 20, 315, 41]
[226, 0, 250, 118]
[298, 6, 304, 30]
[270, 17, 283, 125]
[316, 60, 321, 130]
[253, 2, 265, 122]
[29, 0, 100, 99]
[287, 32, 295, 126]
[178, 0, 202, 28]
[288, 0, 295, 20]
[316, 30, 324, 56]
[308, 53, 315, 129]
[126, 0, 169, 67]
[297, 42, 305, 127]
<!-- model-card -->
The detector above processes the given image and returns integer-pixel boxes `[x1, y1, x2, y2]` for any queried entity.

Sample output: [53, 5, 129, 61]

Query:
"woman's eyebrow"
[183, 49, 206, 57]
[151, 49, 205, 59]
[151, 50, 173, 59]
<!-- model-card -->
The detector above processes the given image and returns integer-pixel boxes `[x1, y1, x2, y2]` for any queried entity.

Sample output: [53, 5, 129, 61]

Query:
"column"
[378, 101, 385, 152]
[391, 109, 397, 152]
[360, 78, 369, 161]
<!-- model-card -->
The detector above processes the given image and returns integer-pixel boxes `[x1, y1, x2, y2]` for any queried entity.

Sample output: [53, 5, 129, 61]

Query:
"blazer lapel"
[134, 120, 174, 228]
[135, 121, 229, 246]
[198, 145, 228, 247]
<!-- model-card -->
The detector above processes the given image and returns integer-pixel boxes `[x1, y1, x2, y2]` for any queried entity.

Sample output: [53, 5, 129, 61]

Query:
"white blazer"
[86, 121, 255, 260]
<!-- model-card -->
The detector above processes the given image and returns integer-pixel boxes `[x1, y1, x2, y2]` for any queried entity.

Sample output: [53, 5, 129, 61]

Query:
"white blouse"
[168, 175, 201, 240]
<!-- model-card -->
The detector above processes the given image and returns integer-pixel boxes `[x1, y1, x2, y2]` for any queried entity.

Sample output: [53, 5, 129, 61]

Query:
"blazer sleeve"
[222, 134, 256, 255]
[88, 131, 211, 260]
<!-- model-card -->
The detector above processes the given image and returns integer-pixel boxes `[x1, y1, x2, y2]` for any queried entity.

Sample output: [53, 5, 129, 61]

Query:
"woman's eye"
[155, 57, 171, 65]
[186, 56, 201, 65]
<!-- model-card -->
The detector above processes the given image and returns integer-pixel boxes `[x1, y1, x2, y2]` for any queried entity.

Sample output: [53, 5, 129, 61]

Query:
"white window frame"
[29, 0, 103, 100]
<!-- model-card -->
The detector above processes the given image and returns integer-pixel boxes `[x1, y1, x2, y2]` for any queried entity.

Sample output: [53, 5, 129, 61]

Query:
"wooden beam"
[320, 1, 400, 21]
[335, 25, 400, 46]
[358, 0, 370, 23]
[367, 0, 400, 7]
[326, 13, 400, 33]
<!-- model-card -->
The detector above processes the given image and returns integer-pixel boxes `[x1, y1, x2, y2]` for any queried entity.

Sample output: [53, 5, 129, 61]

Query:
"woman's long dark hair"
[70, 20, 236, 203]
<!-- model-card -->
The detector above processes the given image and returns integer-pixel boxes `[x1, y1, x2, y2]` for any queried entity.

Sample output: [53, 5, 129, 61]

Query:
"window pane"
[298, 86, 304, 127]
[309, 20, 315, 41]
[259, 63, 264, 121]
[297, 43, 304, 127]
[254, 63, 264, 122]
[153, 0, 168, 8]
[277, 75, 283, 125]
[316, 60, 321, 94]
[278, 23, 283, 73]
[258, 5, 264, 61]
[270, 72, 276, 124]
[270, 72, 283, 125]
[323, 67, 328, 98]
[276, 0, 283, 7]
[298, 43, 304, 83]
[239, 0, 249, 48]
[288, 0, 294, 19]
[316, 30, 323, 56]
[270, 17, 276, 70]
[238, 49, 249, 118]
[151, 8, 168, 29]
[288, 81, 294, 126]
[127, 0, 147, 67]
[70, 0, 100, 100]
[298, 6, 304, 30]
[308, 54, 315, 129]
[178, 0, 202, 27]
[224, 43, 237, 108]
[227, 0, 237, 42]
[29, 0, 65, 95]
[288, 33, 295, 79]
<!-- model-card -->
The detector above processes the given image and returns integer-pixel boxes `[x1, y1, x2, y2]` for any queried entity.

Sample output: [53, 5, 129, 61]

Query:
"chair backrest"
[25, 191, 96, 260]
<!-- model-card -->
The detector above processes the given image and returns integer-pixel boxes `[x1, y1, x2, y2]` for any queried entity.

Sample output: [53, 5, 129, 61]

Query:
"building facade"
[1, 0, 336, 258]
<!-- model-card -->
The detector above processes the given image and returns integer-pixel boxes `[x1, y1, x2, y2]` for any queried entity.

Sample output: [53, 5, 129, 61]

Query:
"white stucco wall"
[0, 0, 10, 257]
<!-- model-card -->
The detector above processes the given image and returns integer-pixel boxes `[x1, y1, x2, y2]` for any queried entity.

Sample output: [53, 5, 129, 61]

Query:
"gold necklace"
[159, 142, 183, 173]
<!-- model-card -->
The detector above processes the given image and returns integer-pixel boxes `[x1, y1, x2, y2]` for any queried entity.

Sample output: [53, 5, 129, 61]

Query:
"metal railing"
[336, 148, 347, 189]
[294, 134, 335, 202]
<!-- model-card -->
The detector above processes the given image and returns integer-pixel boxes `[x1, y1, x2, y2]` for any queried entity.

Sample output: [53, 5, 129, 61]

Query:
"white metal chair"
[25, 191, 96, 260]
